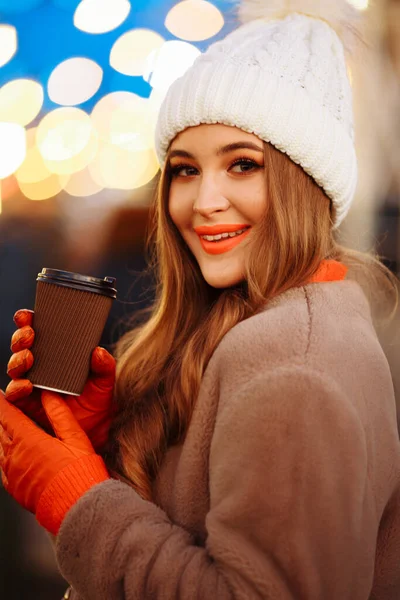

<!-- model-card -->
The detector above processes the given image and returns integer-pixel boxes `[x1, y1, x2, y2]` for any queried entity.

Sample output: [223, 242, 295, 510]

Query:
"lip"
[194, 224, 251, 235]
[197, 227, 251, 256]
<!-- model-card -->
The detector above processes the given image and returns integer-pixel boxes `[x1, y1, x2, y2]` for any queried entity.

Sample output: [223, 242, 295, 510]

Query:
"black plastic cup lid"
[37, 268, 117, 299]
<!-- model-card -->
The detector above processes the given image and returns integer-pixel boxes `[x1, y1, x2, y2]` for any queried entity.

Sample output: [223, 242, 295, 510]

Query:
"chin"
[200, 268, 244, 289]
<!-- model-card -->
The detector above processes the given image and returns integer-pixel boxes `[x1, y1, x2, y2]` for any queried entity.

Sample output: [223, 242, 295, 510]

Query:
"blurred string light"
[110, 29, 165, 77]
[0, 122, 26, 212]
[346, 0, 369, 10]
[48, 57, 103, 106]
[165, 0, 224, 41]
[15, 127, 71, 203]
[143, 40, 201, 94]
[0, 79, 44, 126]
[89, 145, 159, 190]
[0, 25, 17, 68]
[91, 92, 156, 152]
[36, 107, 98, 174]
[0, 1, 236, 201]
[74, 0, 131, 34]
[16, 127, 53, 184]
[18, 173, 69, 201]
[90, 92, 159, 190]
[63, 166, 103, 197]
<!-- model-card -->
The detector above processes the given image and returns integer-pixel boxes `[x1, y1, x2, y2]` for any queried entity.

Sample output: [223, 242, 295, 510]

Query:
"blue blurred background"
[0, 0, 399, 597]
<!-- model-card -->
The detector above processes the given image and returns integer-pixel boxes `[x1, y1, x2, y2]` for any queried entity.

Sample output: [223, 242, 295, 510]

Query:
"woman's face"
[168, 124, 267, 288]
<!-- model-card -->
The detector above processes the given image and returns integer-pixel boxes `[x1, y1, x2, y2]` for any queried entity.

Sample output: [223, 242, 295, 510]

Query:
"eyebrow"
[168, 141, 264, 160]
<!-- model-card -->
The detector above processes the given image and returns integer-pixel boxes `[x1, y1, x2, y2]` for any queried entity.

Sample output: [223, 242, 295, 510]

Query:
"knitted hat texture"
[155, 0, 361, 228]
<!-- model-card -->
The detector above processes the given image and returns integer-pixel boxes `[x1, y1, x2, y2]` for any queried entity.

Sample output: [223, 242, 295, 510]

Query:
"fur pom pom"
[238, 0, 363, 54]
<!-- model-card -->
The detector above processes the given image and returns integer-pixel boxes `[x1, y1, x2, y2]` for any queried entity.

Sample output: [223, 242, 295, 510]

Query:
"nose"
[193, 173, 230, 217]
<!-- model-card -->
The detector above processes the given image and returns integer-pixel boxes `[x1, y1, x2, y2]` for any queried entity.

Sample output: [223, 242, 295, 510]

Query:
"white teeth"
[201, 227, 249, 242]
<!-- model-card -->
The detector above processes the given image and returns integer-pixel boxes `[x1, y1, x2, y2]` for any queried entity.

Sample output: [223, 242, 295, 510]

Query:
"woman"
[2, 1, 400, 598]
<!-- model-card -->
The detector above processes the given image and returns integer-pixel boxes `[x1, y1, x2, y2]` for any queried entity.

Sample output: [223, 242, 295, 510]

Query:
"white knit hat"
[155, 0, 361, 228]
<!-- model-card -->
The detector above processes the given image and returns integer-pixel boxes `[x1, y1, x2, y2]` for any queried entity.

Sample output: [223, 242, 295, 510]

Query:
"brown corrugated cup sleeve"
[27, 270, 116, 395]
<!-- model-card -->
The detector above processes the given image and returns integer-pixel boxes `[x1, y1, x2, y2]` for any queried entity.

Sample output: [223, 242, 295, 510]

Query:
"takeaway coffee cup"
[27, 268, 117, 396]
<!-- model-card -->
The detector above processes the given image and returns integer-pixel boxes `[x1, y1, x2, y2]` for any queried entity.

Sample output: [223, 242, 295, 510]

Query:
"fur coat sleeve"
[55, 365, 378, 599]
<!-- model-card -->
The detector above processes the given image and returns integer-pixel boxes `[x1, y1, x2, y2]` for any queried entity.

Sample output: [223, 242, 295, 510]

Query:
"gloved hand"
[0, 390, 109, 535]
[6, 309, 116, 452]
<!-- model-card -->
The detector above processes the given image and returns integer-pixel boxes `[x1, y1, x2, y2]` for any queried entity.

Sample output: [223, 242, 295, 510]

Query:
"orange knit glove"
[0, 390, 109, 535]
[6, 309, 116, 452]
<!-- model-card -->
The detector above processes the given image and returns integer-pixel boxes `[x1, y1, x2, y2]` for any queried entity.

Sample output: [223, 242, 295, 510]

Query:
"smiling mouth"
[196, 226, 251, 255]
[200, 227, 250, 242]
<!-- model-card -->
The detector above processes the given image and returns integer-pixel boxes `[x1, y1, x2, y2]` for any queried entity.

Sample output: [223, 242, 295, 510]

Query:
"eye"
[170, 164, 199, 178]
[229, 158, 262, 174]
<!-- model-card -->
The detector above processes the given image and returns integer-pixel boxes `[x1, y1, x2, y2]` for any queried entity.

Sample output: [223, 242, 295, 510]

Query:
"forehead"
[169, 123, 262, 151]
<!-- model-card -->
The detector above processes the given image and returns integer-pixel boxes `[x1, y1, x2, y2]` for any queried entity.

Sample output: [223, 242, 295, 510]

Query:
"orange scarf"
[307, 260, 348, 284]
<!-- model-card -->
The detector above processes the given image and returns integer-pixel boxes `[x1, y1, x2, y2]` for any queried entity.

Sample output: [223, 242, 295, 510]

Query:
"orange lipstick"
[194, 224, 251, 255]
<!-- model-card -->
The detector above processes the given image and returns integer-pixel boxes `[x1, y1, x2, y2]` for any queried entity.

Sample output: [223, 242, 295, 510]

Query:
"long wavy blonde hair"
[106, 141, 398, 500]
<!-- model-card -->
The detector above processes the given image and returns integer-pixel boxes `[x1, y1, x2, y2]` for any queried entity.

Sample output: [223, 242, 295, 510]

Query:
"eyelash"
[169, 157, 263, 178]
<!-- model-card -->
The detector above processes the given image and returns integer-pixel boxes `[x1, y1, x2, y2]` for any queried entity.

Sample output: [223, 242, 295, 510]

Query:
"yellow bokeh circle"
[36, 107, 98, 175]
[0, 79, 44, 127]
[110, 29, 165, 77]
[165, 0, 224, 42]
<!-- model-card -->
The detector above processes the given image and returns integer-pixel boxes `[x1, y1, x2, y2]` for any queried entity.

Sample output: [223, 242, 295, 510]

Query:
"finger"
[77, 348, 115, 412]
[7, 349, 34, 380]
[90, 347, 116, 380]
[13, 309, 34, 329]
[41, 391, 91, 447]
[5, 387, 53, 434]
[0, 390, 39, 441]
[5, 379, 34, 402]
[10, 326, 35, 353]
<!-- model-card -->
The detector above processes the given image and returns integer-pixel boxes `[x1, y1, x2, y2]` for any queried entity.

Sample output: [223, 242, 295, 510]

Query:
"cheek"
[244, 197, 267, 225]
[168, 189, 192, 230]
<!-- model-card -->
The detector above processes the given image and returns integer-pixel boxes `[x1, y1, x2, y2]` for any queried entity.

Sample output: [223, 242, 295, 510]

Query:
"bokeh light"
[91, 92, 156, 152]
[0, 122, 26, 179]
[0, 25, 17, 68]
[16, 127, 53, 184]
[37, 107, 98, 174]
[19, 173, 69, 201]
[133, 148, 160, 188]
[110, 29, 165, 77]
[0, 79, 44, 126]
[48, 57, 103, 106]
[0, 0, 236, 200]
[89, 144, 159, 190]
[63, 166, 103, 196]
[74, 0, 131, 34]
[165, 0, 224, 41]
[143, 40, 201, 93]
